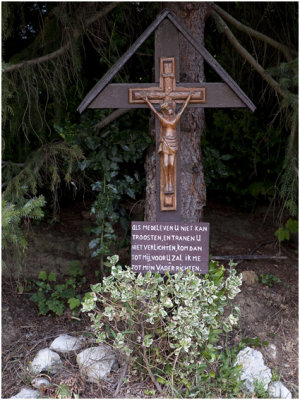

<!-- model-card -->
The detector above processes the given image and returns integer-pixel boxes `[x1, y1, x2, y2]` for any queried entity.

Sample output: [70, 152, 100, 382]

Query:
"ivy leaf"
[48, 272, 56, 282]
[285, 218, 298, 234]
[127, 188, 136, 199]
[89, 238, 100, 249]
[86, 136, 100, 150]
[47, 299, 65, 316]
[68, 297, 81, 310]
[38, 271, 47, 281]
[274, 227, 290, 242]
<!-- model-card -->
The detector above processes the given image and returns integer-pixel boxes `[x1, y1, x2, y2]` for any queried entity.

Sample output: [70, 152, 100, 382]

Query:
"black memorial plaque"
[131, 222, 210, 274]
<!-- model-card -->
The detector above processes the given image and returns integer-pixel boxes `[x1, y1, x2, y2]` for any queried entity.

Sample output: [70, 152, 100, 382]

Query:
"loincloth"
[158, 136, 178, 155]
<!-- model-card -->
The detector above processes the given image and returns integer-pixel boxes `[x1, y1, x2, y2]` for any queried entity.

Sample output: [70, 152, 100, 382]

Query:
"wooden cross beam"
[129, 57, 205, 104]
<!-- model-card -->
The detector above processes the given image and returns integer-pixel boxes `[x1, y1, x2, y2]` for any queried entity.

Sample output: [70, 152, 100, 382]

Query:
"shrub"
[82, 256, 242, 396]
[30, 261, 86, 316]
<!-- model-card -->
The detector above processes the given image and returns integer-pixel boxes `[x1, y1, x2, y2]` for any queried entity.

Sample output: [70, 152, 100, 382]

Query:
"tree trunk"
[144, 114, 156, 221]
[144, 2, 208, 222]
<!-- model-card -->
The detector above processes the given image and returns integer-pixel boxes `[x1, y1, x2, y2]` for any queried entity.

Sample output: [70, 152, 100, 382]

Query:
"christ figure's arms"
[143, 95, 162, 120]
[174, 93, 192, 123]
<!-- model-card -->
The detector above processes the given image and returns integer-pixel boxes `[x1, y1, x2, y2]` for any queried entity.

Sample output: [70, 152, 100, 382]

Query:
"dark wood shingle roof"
[78, 9, 255, 114]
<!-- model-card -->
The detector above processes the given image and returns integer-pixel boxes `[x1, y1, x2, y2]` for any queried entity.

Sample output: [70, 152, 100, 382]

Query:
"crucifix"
[78, 10, 254, 225]
[129, 56, 205, 211]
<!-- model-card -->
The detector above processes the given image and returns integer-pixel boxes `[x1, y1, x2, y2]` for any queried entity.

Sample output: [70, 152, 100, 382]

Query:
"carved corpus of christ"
[129, 57, 205, 211]
[142, 94, 192, 208]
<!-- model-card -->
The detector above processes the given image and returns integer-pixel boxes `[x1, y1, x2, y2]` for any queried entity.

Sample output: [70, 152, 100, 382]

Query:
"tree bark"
[144, 115, 157, 221]
[144, 3, 208, 222]
[169, 2, 208, 222]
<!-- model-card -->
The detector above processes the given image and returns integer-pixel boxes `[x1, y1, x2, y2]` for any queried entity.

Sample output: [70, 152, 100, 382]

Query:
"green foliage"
[2, 2, 298, 226]
[30, 261, 86, 316]
[267, 58, 298, 119]
[252, 379, 271, 398]
[275, 218, 298, 242]
[82, 256, 243, 397]
[3, 142, 83, 210]
[205, 3, 298, 215]
[259, 273, 281, 288]
[267, 60, 298, 219]
[57, 110, 151, 276]
[2, 196, 46, 252]
[202, 147, 232, 187]
[276, 157, 298, 217]
[239, 336, 269, 348]
[54, 384, 72, 399]
[191, 347, 244, 398]
[2, 2, 157, 161]
[203, 110, 284, 208]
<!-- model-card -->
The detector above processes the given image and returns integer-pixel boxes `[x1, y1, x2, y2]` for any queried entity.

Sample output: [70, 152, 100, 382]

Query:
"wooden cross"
[78, 11, 255, 223]
[128, 57, 205, 105]
[129, 56, 205, 212]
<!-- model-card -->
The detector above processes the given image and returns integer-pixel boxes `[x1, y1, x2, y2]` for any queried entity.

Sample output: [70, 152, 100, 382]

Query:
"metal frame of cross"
[78, 9, 255, 222]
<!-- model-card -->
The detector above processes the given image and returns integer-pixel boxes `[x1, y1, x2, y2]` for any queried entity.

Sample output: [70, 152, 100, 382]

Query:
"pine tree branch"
[211, 3, 295, 62]
[3, 2, 119, 73]
[211, 10, 288, 100]
[93, 108, 131, 131]
[2, 161, 25, 167]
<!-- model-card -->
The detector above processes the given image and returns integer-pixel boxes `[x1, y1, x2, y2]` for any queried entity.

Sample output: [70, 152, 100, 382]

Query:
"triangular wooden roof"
[78, 8, 255, 114]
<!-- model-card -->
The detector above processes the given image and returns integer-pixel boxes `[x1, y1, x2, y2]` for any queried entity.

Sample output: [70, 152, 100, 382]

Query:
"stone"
[50, 334, 85, 353]
[11, 388, 40, 398]
[31, 377, 51, 389]
[77, 345, 118, 383]
[267, 344, 277, 360]
[76, 239, 91, 258]
[242, 270, 258, 285]
[29, 348, 62, 375]
[235, 346, 272, 393]
[269, 381, 292, 399]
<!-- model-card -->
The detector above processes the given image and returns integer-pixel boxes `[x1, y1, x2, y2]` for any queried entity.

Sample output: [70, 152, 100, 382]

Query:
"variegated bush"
[82, 255, 242, 395]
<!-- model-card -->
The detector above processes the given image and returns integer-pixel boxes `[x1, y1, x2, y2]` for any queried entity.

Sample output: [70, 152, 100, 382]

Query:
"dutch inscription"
[131, 222, 209, 274]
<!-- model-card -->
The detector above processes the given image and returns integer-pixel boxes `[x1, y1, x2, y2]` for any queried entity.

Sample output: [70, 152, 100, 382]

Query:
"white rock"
[269, 381, 292, 399]
[242, 270, 258, 285]
[30, 348, 62, 375]
[11, 388, 40, 398]
[267, 344, 277, 360]
[77, 345, 118, 383]
[31, 377, 51, 389]
[50, 334, 84, 353]
[235, 346, 272, 393]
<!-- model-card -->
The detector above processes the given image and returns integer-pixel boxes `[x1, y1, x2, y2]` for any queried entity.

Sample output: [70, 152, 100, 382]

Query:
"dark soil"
[2, 201, 298, 398]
